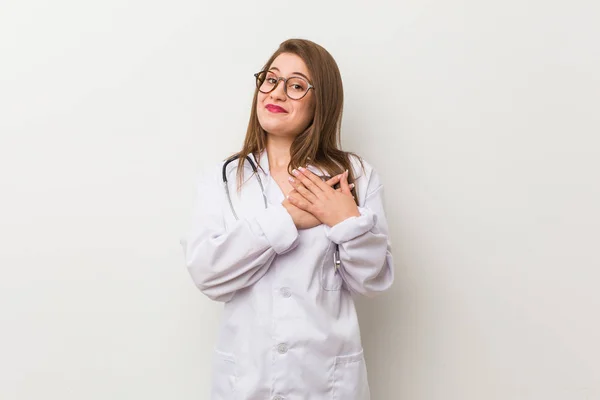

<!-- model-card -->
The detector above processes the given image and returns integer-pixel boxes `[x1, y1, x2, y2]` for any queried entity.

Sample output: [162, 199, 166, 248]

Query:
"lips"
[266, 104, 288, 113]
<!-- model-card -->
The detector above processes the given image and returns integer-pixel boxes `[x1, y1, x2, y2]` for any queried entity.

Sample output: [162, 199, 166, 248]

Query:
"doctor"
[180, 38, 394, 400]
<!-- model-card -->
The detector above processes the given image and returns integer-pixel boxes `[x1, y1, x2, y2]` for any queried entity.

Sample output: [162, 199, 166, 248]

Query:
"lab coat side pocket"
[320, 241, 343, 291]
[210, 348, 238, 399]
[332, 349, 370, 400]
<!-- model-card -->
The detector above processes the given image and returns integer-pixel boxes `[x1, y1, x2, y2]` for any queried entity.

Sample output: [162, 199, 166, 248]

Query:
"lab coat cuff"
[255, 203, 299, 254]
[324, 207, 377, 244]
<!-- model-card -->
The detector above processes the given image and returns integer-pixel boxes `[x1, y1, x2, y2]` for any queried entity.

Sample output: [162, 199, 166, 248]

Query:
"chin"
[258, 118, 287, 136]
[258, 113, 311, 138]
[262, 126, 294, 137]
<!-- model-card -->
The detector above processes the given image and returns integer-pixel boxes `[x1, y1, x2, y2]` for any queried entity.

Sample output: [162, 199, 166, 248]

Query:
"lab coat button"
[280, 287, 291, 298]
[277, 343, 288, 354]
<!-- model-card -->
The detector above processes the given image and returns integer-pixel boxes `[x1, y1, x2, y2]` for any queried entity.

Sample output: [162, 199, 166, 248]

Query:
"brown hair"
[229, 38, 364, 202]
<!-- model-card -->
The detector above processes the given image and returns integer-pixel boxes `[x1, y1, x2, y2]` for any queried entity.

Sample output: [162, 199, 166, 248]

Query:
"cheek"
[256, 93, 266, 109]
[256, 96, 267, 119]
[297, 101, 315, 124]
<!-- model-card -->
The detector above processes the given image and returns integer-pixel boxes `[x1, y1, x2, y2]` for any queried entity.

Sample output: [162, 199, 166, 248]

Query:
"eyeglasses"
[254, 70, 315, 100]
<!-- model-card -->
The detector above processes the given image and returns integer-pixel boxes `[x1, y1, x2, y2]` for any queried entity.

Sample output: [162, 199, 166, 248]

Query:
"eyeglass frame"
[253, 70, 315, 100]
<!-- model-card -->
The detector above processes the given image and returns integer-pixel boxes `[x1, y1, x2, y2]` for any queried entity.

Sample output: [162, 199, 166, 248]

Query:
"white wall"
[1, 0, 598, 399]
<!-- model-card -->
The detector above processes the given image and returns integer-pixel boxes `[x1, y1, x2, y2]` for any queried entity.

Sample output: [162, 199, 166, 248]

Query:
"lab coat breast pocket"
[210, 348, 238, 399]
[320, 241, 343, 291]
[332, 349, 370, 400]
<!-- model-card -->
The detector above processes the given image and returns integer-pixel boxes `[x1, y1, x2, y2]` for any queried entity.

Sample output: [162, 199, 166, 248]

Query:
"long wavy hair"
[229, 38, 364, 202]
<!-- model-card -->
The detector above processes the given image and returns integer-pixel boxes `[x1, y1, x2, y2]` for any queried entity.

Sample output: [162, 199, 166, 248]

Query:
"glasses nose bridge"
[271, 76, 288, 97]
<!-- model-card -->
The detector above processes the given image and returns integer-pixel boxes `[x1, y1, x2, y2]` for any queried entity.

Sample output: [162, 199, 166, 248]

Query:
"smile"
[265, 104, 288, 113]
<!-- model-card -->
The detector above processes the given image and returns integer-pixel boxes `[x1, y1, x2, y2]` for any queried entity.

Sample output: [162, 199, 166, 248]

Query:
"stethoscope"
[222, 153, 341, 270]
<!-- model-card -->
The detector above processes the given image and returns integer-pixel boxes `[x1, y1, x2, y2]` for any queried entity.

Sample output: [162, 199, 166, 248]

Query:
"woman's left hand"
[287, 167, 360, 227]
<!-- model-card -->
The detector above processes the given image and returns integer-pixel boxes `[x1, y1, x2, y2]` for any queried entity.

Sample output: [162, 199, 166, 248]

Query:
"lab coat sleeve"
[180, 163, 299, 302]
[323, 167, 394, 297]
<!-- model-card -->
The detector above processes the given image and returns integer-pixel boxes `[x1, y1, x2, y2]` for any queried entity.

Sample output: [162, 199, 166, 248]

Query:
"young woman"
[180, 38, 394, 400]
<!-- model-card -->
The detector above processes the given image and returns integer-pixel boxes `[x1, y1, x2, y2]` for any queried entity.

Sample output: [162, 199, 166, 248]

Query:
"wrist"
[329, 210, 361, 227]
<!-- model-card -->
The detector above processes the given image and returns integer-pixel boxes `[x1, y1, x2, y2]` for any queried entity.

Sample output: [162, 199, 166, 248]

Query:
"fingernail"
[288, 176, 295, 183]
[298, 166, 306, 172]
[349, 183, 355, 189]
[292, 169, 299, 176]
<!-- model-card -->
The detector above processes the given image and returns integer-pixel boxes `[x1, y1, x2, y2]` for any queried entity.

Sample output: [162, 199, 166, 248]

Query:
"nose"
[269, 79, 287, 101]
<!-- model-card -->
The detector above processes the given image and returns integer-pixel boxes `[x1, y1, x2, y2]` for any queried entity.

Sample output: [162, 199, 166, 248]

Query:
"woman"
[180, 38, 394, 400]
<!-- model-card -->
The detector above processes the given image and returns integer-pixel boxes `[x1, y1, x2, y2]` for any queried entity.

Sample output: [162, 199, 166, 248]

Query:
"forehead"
[269, 53, 311, 79]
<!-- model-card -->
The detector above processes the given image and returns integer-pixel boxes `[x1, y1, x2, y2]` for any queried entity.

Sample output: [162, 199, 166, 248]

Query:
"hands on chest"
[278, 167, 358, 229]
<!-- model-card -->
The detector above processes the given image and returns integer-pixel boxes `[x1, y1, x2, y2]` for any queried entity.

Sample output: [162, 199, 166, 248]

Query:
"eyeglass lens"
[255, 71, 310, 100]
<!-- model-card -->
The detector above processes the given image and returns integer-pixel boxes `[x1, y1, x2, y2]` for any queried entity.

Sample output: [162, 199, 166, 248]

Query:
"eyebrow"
[269, 67, 311, 81]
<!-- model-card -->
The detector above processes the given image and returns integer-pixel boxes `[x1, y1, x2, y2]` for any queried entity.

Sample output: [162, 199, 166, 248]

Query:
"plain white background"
[1, 0, 598, 399]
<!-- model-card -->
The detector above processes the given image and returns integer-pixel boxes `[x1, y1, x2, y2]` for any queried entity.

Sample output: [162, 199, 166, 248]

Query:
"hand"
[282, 173, 354, 230]
[287, 167, 360, 227]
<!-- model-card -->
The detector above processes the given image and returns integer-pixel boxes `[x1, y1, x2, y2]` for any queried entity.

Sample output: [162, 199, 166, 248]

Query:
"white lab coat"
[180, 149, 394, 400]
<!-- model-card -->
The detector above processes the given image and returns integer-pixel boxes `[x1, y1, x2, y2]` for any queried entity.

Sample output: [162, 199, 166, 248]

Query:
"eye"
[288, 77, 307, 92]
[265, 72, 278, 84]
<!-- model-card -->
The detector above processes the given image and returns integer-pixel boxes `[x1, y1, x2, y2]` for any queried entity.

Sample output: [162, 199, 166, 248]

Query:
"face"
[256, 52, 316, 138]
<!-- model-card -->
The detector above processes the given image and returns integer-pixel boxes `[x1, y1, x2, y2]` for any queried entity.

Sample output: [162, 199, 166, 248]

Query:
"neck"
[265, 134, 294, 170]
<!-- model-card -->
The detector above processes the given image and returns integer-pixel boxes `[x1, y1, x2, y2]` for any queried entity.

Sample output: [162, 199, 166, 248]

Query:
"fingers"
[326, 170, 354, 194]
[288, 176, 318, 203]
[325, 174, 342, 187]
[287, 191, 313, 213]
[292, 167, 354, 198]
[340, 169, 352, 195]
[293, 167, 328, 194]
[337, 183, 355, 192]
[295, 169, 355, 194]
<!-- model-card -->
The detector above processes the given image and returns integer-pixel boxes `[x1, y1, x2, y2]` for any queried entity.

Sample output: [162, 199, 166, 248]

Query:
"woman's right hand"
[281, 173, 354, 230]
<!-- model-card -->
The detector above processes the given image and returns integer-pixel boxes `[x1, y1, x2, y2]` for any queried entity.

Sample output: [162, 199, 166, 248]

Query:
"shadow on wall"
[356, 283, 405, 398]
